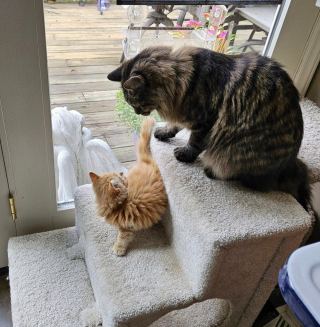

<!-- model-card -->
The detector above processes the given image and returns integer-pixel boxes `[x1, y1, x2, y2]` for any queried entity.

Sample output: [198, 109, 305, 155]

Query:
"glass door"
[44, 2, 135, 209]
[43, 2, 281, 209]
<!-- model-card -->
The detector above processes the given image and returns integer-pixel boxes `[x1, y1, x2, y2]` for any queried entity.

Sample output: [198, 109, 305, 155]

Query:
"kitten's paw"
[174, 147, 198, 163]
[154, 127, 174, 141]
[112, 243, 127, 256]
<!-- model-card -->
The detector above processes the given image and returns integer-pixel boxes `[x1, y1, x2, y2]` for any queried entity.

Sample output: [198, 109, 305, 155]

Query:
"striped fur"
[108, 46, 311, 210]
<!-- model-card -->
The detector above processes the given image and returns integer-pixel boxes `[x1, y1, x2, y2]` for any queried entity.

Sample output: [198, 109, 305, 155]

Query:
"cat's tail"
[279, 158, 312, 211]
[137, 117, 156, 162]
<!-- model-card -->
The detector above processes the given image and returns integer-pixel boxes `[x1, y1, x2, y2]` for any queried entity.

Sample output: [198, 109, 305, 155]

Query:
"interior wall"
[306, 62, 320, 106]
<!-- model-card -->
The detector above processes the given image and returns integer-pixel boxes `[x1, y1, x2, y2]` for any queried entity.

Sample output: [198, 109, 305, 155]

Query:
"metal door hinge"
[9, 194, 16, 220]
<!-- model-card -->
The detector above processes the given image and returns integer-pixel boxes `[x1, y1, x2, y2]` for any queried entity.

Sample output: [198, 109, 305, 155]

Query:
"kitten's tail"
[279, 158, 312, 211]
[137, 117, 156, 162]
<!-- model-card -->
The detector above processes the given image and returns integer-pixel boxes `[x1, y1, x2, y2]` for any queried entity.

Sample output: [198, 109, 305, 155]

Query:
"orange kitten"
[90, 117, 167, 256]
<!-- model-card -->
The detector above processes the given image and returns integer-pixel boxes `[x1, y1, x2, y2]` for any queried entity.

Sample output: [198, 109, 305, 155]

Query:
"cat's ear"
[89, 172, 100, 183]
[110, 179, 121, 192]
[123, 75, 144, 90]
[107, 67, 122, 82]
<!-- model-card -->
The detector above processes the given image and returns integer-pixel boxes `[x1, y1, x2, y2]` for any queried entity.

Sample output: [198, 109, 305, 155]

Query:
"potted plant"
[115, 90, 161, 159]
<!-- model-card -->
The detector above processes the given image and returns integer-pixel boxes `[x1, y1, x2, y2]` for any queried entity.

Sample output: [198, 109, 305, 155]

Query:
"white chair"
[228, 5, 278, 52]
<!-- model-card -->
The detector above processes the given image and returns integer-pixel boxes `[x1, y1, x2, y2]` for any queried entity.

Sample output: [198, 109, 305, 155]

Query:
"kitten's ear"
[107, 67, 122, 82]
[110, 179, 121, 192]
[89, 172, 100, 183]
[123, 75, 144, 90]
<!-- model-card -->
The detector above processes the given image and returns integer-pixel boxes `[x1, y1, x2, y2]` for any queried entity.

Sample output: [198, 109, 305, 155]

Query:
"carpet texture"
[74, 121, 312, 326]
[75, 185, 199, 327]
[8, 99, 318, 327]
[7, 225, 231, 327]
[299, 98, 320, 184]
[150, 299, 231, 327]
[149, 126, 313, 327]
[8, 227, 97, 327]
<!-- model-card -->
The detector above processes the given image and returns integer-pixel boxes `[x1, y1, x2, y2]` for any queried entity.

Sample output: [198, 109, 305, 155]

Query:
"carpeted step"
[8, 227, 100, 327]
[7, 222, 230, 327]
[149, 126, 312, 327]
[8, 99, 317, 327]
[150, 298, 231, 327]
[75, 123, 312, 327]
[299, 98, 320, 184]
[75, 184, 199, 327]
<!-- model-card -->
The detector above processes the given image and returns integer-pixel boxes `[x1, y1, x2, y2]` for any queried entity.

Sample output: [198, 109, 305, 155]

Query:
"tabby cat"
[108, 46, 310, 210]
[90, 117, 167, 256]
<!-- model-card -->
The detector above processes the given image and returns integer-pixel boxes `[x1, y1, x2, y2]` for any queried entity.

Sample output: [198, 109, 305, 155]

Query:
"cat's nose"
[134, 107, 141, 115]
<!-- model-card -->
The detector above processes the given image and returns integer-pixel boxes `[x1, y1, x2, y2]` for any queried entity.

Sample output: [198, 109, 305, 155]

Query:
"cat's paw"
[112, 243, 127, 256]
[174, 147, 198, 163]
[154, 127, 173, 141]
[204, 167, 217, 179]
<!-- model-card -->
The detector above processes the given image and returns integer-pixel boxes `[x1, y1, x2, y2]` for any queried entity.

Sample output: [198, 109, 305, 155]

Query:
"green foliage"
[226, 47, 243, 55]
[115, 90, 160, 135]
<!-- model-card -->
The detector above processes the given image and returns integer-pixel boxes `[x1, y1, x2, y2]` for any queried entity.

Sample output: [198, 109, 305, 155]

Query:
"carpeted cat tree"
[8, 99, 320, 327]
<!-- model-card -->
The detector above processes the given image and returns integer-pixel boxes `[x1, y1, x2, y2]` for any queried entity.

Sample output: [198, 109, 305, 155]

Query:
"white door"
[0, 0, 319, 245]
[0, 140, 16, 267]
[0, 0, 75, 241]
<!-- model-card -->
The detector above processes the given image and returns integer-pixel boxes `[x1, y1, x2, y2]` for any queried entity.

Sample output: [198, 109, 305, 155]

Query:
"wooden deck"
[45, 3, 137, 169]
[44, 3, 266, 170]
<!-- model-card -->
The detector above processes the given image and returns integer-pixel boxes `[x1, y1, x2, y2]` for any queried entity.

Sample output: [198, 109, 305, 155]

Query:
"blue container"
[279, 242, 320, 327]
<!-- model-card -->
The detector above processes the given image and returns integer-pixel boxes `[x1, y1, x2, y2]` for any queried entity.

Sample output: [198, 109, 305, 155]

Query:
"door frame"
[0, 0, 74, 236]
[0, 0, 319, 236]
[264, 0, 320, 95]
[0, 136, 16, 267]
[292, 12, 320, 96]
